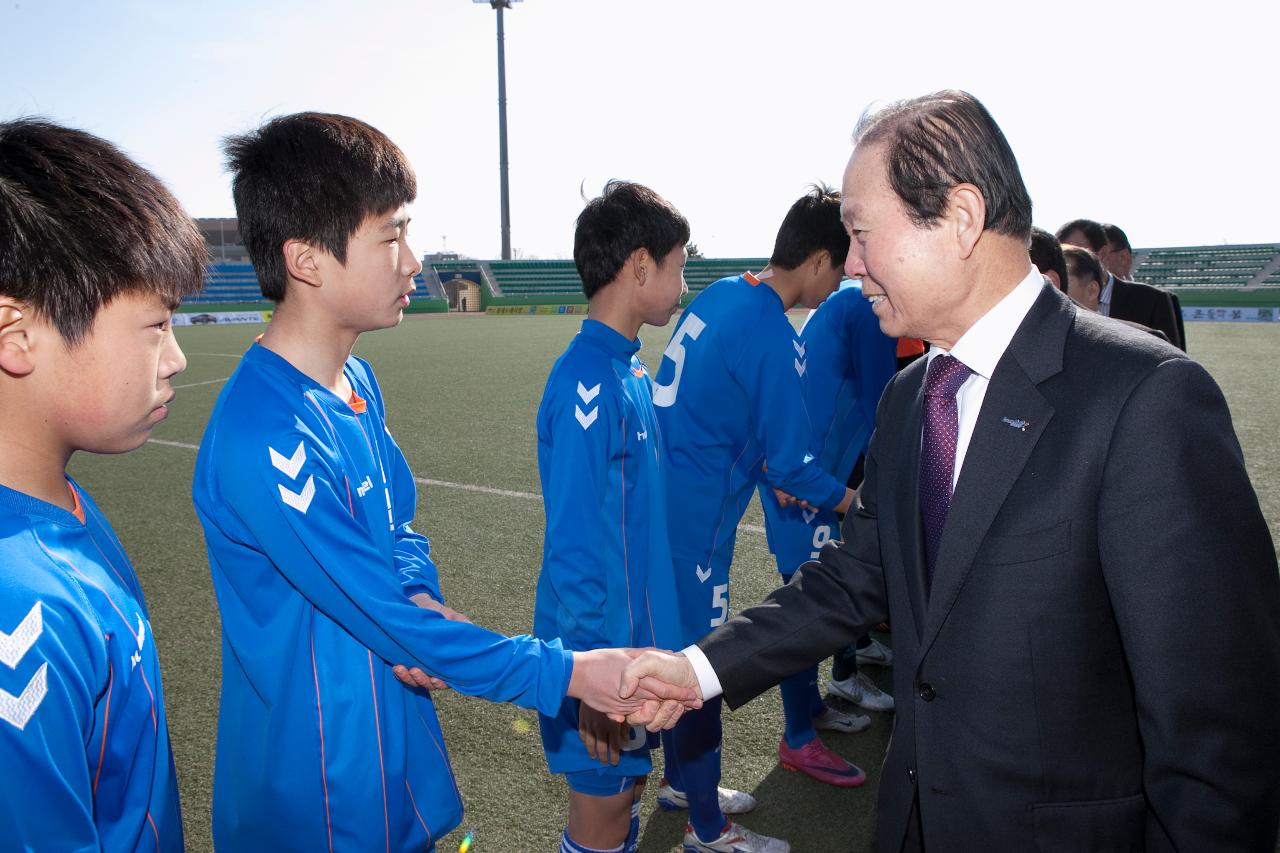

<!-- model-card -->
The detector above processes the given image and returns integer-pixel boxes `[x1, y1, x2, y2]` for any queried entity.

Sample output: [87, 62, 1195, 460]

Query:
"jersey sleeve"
[539, 381, 619, 651]
[0, 595, 103, 849]
[212, 424, 571, 716]
[732, 305, 847, 509]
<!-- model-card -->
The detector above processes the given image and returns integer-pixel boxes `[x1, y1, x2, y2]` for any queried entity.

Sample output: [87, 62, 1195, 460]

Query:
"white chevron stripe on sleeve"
[0, 603, 41, 670]
[576, 382, 601, 404]
[279, 475, 317, 514]
[0, 662, 48, 730]
[269, 441, 307, 480]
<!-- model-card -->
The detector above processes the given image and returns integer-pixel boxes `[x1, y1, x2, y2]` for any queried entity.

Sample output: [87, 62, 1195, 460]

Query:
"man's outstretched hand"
[618, 649, 703, 731]
[569, 648, 702, 730]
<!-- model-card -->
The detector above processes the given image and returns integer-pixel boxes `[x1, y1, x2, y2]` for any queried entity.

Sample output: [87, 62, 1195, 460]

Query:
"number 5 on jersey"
[653, 312, 706, 408]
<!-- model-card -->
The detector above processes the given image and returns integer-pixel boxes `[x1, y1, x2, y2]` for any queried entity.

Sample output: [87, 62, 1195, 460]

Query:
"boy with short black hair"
[534, 181, 688, 853]
[0, 117, 206, 850]
[194, 112, 682, 850]
[652, 185, 860, 853]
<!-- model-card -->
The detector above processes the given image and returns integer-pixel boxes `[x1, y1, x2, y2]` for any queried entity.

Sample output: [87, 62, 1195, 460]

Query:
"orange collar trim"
[67, 483, 86, 524]
[348, 391, 367, 414]
[743, 271, 761, 286]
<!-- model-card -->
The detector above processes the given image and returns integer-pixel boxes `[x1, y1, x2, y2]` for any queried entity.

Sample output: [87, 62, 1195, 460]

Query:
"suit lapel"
[918, 287, 1072, 658]
[889, 363, 929, 640]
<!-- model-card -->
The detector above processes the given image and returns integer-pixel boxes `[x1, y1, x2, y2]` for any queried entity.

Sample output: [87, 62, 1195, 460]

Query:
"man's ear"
[283, 239, 324, 289]
[0, 299, 36, 377]
[629, 248, 651, 286]
[947, 183, 986, 260]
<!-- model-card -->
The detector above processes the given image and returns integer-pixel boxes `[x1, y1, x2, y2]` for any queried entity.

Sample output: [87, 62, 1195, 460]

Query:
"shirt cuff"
[682, 644, 724, 700]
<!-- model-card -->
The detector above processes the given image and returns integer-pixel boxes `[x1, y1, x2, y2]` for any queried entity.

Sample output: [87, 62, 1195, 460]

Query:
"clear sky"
[3, 0, 1276, 259]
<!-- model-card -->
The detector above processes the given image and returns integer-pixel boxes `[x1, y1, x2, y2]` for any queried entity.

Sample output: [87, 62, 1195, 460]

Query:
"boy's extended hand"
[579, 703, 626, 766]
[617, 650, 704, 731]
[568, 648, 701, 724]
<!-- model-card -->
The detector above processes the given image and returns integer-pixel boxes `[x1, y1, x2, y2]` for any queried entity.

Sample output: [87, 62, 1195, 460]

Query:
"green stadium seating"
[1133, 244, 1280, 288]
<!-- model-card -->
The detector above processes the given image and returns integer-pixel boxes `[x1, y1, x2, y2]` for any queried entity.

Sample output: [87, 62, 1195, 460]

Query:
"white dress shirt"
[1098, 273, 1115, 317]
[926, 266, 1044, 488]
[684, 266, 1046, 701]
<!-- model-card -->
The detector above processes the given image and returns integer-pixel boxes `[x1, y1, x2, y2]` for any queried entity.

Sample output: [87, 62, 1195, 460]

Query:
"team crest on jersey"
[575, 381, 600, 430]
[0, 602, 47, 730]
[270, 441, 316, 514]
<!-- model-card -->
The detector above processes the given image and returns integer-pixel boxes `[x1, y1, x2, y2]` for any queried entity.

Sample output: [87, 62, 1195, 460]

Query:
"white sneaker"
[854, 637, 893, 667]
[812, 704, 872, 733]
[683, 822, 790, 852]
[828, 671, 895, 712]
[656, 781, 757, 814]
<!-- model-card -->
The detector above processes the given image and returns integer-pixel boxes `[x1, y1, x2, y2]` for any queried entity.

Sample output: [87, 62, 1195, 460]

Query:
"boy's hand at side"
[579, 703, 626, 766]
[410, 592, 471, 624]
[393, 592, 475, 690]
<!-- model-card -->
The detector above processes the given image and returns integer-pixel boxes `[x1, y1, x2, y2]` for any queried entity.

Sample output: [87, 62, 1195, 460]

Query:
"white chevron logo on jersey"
[793, 340, 806, 358]
[802, 508, 818, 524]
[0, 662, 47, 730]
[577, 382, 601, 404]
[130, 615, 146, 669]
[279, 476, 316, 514]
[574, 405, 598, 430]
[695, 564, 712, 583]
[0, 603, 41, 669]
[269, 441, 307, 480]
[794, 358, 807, 377]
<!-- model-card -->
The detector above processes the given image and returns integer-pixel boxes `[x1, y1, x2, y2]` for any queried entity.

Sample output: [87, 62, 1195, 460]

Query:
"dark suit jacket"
[699, 285, 1280, 851]
[1109, 276, 1182, 349]
[1168, 289, 1187, 352]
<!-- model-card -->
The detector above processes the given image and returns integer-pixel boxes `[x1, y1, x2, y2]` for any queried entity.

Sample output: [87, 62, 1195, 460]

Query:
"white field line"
[173, 377, 230, 389]
[143, 438, 766, 534]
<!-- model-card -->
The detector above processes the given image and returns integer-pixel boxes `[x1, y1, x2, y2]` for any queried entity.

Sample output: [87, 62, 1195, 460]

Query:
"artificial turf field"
[66, 315, 1280, 853]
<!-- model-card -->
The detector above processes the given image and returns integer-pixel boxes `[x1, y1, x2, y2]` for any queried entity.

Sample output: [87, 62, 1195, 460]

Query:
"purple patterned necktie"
[920, 354, 972, 585]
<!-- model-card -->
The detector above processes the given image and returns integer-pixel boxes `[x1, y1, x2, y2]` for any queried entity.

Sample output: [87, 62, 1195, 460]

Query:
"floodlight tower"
[474, 0, 522, 260]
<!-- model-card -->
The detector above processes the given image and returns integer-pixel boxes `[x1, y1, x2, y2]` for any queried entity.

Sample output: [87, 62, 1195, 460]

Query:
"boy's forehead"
[358, 205, 411, 233]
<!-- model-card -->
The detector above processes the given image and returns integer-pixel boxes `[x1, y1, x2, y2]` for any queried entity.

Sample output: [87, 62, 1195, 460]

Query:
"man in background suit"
[1057, 218, 1183, 348]
[1104, 222, 1188, 351]
[623, 90, 1280, 851]
[1028, 226, 1068, 291]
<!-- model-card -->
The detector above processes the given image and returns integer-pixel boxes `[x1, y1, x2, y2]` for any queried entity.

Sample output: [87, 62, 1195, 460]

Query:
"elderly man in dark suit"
[622, 90, 1280, 851]
[1104, 222, 1188, 352]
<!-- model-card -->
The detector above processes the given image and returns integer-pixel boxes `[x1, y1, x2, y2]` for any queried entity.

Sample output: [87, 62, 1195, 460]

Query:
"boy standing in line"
[652, 187, 861, 853]
[534, 181, 689, 853]
[757, 279, 899, 764]
[193, 113, 690, 851]
[0, 118, 207, 850]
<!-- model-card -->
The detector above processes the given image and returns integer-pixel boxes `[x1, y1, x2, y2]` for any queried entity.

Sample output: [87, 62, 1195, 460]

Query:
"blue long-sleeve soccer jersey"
[0, 480, 182, 851]
[193, 344, 574, 851]
[651, 275, 847, 642]
[759, 283, 898, 575]
[533, 319, 682, 777]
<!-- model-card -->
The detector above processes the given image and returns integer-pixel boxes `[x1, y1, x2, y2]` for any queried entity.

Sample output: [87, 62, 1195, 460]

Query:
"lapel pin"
[1002, 417, 1029, 431]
